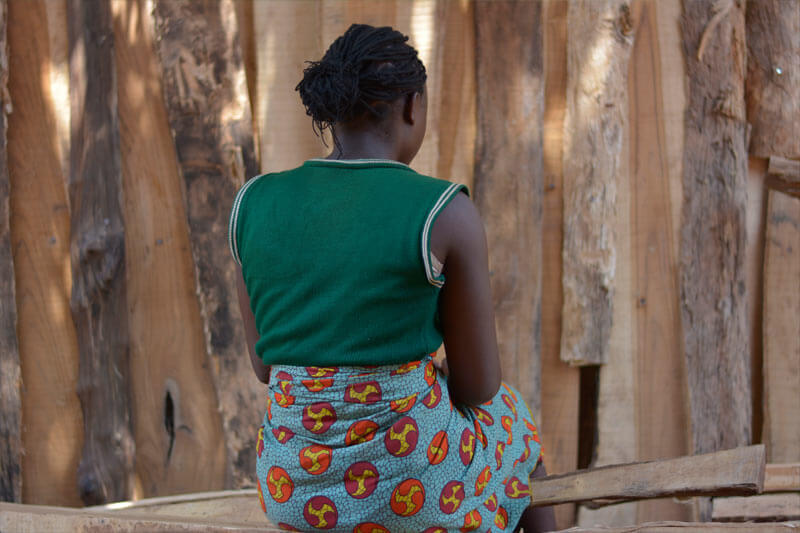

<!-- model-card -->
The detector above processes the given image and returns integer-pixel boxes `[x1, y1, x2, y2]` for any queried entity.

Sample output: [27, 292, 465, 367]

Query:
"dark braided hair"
[296, 24, 427, 149]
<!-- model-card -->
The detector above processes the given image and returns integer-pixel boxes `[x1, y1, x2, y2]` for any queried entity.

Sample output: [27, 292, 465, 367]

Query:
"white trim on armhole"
[228, 176, 263, 266]
[421, 182, 463, 287]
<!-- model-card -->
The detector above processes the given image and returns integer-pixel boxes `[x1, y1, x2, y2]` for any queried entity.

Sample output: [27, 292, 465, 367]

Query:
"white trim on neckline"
[305, 158, 411, 168]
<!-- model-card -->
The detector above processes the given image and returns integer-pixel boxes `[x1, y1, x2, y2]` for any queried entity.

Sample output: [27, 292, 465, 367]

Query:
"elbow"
[448, 376, 501, 407]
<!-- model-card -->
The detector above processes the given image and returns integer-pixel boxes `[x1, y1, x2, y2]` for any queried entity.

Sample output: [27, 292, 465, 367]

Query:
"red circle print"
[302, 402, 337, 434]
[390, 479, 425, 517]
[384, 416, 419, 457]
[303, 496, 338, 530]
[344, 461, 380, 499]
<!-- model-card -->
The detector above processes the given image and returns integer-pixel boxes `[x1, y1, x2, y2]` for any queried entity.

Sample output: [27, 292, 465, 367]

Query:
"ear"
[402, 92, 420, 125]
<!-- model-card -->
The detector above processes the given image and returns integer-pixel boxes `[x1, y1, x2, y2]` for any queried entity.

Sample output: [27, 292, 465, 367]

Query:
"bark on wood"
[7, 0, 83, 506]
[680, 0, 751, 455]
[561, 0, 634, 366]
[0, 502, 281, 533]
[111, 0, 227, 497]
[474, 0, 544, 418]
[762, 189, 800, 463]
[764, 463, 800, 493]
[152, 0, 261, 488]
[712, 493, 800, 522]
[541, 1, 581, 526]
[67, 0, 133, 505]
[745, 0, 800, 159]
[0, 0, 22, 503]
[532, 445, 766, 508]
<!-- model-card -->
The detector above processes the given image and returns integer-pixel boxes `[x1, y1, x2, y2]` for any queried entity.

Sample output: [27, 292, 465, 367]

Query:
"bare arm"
[236, 266, 270, 383]
[431, 192, 501, 406]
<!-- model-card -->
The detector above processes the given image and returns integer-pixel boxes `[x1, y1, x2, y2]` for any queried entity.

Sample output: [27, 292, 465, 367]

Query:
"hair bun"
[297, 59, 361, 125]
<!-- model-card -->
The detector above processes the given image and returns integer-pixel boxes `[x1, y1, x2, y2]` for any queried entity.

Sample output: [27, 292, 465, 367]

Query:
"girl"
[231, 24, 555, 532]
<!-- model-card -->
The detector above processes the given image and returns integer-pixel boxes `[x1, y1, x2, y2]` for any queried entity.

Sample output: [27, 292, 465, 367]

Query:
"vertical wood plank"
[111, 0, 227, 497]
[628, 0, 692, 522]
[561, 0, 634, 366]
[680, 0, 751, 456]
[541, 0, 580, 526]
[0, 0, 22, 503]
[67, 0, 134, 505]
[762, 189, 800, 463]
[474, 0, 544, 419]
[744, 0, 799, 159]
[254, 0, 324, 173]
[153, 0, 261, 488]
[8, 0, 83, 507]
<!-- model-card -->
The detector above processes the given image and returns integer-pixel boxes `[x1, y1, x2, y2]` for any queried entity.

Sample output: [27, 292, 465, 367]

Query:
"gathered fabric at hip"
[255, 354, 542, 532]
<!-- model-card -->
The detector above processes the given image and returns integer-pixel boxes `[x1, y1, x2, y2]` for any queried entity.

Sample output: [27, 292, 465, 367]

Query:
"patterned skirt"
[255, 354, 542, 532]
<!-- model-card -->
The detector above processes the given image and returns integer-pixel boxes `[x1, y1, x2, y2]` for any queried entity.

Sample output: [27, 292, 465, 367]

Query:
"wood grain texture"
[557, 522, 800, 532]
[0, 0, 22, 503]
[532, 445, 766, 507]
[762, 190, 800, 463]
[0, 502, 281, 533]
[764, 463, 800, 493]
[744, 0, 799, 159]
[628, 0, 692, 523]
[680, 0, 751, 455]
[768, 156, 800, 181]
[152, 0, 261, 488]
[110, 0, 227, 497]
[713, 493, 800, 522]
[7, 0, 83, 506]
[474, 0, 544, 418]
[540, 1, 580, 527]
[68, 0, 134, 505]
[561, 0, 634, 366]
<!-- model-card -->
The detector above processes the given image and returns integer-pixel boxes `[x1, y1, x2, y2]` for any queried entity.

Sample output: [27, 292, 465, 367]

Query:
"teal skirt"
[255, 354, 542, 532]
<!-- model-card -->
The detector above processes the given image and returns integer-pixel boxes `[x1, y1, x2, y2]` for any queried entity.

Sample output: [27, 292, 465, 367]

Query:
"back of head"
[296, 24, 427, 141]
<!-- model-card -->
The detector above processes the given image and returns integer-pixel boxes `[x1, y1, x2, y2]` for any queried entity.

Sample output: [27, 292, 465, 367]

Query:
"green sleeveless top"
[229, 159, 468, 367]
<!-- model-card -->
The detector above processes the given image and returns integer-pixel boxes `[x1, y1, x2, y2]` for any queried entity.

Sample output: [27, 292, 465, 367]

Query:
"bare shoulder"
[430, 190, 487, 264]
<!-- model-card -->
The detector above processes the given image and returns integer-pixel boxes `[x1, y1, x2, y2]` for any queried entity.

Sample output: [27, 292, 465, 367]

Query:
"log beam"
[680, 0, 751, 456]
[152, 0, 261, 487]
[67, 0, 133, 505]
[561, 0, 634, 366]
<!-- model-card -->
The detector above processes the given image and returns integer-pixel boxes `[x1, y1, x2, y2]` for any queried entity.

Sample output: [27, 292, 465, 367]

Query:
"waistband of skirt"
[267, 353, 438, 403]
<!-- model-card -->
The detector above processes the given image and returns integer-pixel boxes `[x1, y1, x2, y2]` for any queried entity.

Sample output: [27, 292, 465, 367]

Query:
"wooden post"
[7, 0, 83, 506]
[680, 0, 751, 456]
[474, 0, 544, 418]
[561, 0, 634, 366]
[745, 0, 799, 160]
[541, 1, 581, 527]
[0, 0, 22, 503]
[67, 0, 134, 505]
[110, 0, 228, 497]
[152, 0, 261, 488]
[762, 189, 800, 463]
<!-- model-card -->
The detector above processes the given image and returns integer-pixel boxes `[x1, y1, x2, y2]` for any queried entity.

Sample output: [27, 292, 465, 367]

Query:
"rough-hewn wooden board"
[765, 463, 800, 493]
[541, 1, 581, 527]
[762, 189, 800, 463]
[7, 0, 83, 507]
[152, 0, 262, 489]
[0, 502, 280, 533]
[557, 522, 800, 532]
[680, 0, 751, 455]
[628, 0, 692, 524]
[560, 0, 634, 366]
[0, 0, 22, 503]
[67, 0, 133, 505]
[474, 0, 544, 419]
[90, 490, 264, 525]
[110, 0, 227, 497]
[744, 0, 799, 160]
[532, 445, 766, 508]
[768, 156, 800, 181]
[713, 493, 800, 522]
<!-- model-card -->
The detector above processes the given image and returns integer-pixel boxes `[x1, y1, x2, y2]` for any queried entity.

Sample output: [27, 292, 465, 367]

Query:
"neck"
[326, 124, 405, 163]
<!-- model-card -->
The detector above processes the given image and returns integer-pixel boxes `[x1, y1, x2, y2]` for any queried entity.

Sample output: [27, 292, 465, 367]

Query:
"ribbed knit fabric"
[229, 159, 468, 367]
